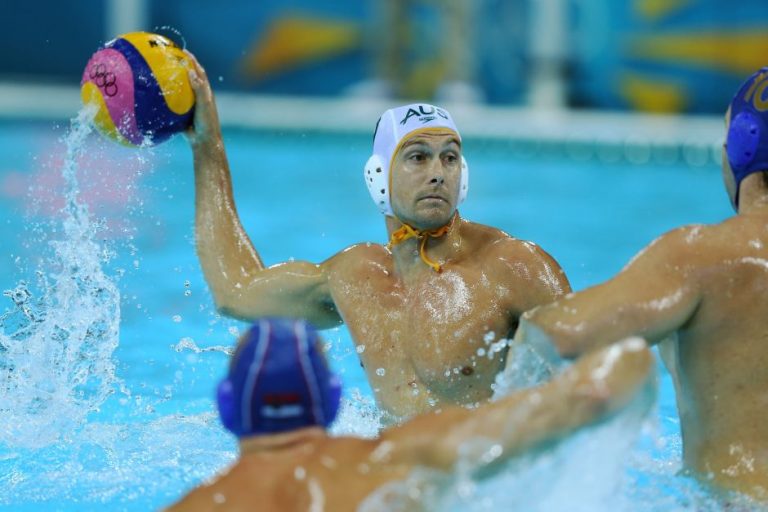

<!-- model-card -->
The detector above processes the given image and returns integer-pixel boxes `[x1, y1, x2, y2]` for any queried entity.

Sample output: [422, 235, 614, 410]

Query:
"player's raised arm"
[184, 53, 341, 328]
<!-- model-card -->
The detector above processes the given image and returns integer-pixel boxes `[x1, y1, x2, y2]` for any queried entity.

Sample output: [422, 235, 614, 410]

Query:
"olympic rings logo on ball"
[81, 32, 195, 147]
[89, 63, 118, 97]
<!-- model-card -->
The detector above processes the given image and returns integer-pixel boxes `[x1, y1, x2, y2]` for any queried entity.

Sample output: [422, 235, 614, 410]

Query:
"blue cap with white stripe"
[216, 318, 342, 437]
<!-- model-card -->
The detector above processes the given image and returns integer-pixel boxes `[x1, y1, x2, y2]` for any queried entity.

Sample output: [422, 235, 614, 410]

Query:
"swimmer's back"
[662, 214, 768, 493]
[166, 436, 417, 512]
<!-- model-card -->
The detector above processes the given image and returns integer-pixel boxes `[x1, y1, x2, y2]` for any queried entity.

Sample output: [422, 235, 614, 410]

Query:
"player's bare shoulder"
[697, 215, 768, 262]
[459, 220, 570, 308]
[475, 223, 568, 290]
[630, 224, 721, 269]
[712, 214, 768, 248]
[323, 242, 394, 281]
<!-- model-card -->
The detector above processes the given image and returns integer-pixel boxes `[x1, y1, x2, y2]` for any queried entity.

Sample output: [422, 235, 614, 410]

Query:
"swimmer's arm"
[185, 54, 341, 328]
[215, 260, 342, 328]
[381, 339, 653, 473]
[521, 227, 702, 358]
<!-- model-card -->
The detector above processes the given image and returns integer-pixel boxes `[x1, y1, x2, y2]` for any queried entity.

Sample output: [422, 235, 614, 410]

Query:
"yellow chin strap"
[386, 213, 457, 273]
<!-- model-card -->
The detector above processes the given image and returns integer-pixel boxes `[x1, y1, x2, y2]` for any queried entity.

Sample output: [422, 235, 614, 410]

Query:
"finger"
[182, 49, 208, 79]
[186, 68, 213, 108]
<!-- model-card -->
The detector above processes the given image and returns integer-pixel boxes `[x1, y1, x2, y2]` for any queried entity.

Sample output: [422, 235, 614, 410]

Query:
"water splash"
[330, 390, 383, 439]
[361, 379, 657, 512]
[0, 108, 121, 449]
[0, 412, 235, 510]
[492, 323, 566, 397]
[172, 337, 232, 355]
[153, 25, 187, 50]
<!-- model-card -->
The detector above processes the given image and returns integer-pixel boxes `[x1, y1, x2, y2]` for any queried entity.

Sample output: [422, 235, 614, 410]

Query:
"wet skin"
[511, 111, 768, 498]
[167, 339, 654, 512]
[185, 54, 570, 420]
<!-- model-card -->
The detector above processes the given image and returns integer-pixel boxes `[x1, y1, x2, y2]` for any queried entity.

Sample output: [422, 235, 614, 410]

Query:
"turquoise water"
[0, 116, 748, 510]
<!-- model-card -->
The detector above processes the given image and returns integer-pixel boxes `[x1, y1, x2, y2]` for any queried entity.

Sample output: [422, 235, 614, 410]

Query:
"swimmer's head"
[364, 104, 469, 220]
[216, 318, 341, 438]
[725, 67, 768, 209]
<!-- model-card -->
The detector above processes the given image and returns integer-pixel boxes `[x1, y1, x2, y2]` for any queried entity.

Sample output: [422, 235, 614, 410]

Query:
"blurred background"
[2, 0, 767, 114]
[0, 2, 767, 510]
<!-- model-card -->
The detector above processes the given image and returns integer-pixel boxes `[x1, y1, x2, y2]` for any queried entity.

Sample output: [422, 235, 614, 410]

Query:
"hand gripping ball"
[81, 32, 195, 146]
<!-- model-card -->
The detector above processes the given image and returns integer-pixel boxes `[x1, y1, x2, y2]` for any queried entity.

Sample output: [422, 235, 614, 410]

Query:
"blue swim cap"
[216, 318, 342, 437]
[726, 67, 768, 207]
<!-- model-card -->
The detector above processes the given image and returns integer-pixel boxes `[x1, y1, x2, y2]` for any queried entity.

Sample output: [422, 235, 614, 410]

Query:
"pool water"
[0, 116, 753, 511]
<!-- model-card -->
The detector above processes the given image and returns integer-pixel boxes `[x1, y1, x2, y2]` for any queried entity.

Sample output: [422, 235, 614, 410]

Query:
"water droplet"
[172, 315, 182, 323]
[356, 345, 366, 354]
[376, 368, 386, 376]
[184, 290, 191, 297]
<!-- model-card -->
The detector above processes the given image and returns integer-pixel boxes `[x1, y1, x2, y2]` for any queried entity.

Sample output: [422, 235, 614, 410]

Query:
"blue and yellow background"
[2, 0, 767, 113]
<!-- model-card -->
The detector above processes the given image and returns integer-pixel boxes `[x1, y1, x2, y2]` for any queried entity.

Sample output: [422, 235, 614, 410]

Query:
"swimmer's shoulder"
[163, 471, 232, 511]
[332, 242, 389, 261]
[465, 221, 561, 268]
[323, 242, 392, 274]
[624, 223, 722, 271]
[458, 218, 516, 248]
[700, 215, 768, 255]
[462, 220, 569, 290]
[652, 216, 765, 250]
[714, 212, 768, 237]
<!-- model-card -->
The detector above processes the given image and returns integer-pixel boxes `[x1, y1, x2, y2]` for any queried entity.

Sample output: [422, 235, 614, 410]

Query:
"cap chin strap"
[386, 212, 457, 273]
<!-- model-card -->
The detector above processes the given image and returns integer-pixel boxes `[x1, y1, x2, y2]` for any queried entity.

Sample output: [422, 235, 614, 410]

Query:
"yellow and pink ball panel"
[81, 32, 195, 147]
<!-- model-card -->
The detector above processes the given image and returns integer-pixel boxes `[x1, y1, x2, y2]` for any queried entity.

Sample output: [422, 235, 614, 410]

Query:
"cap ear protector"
[727, 111, 762, 172]
[725, 68, 768, 209]
[364, 154, 388, 214]
[459, 156, 469, 203]
[364, 154, 470, 217]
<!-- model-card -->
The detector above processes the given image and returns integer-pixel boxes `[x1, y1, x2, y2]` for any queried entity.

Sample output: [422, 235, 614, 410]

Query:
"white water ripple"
[0, 108, 121, 449]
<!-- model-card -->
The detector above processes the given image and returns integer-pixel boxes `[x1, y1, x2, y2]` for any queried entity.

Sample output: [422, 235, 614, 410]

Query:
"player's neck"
[385, 213, 463, 276]
[737, 175, 768, 215]
[738, 194, 768, 215]
[239, 427, 325, 455]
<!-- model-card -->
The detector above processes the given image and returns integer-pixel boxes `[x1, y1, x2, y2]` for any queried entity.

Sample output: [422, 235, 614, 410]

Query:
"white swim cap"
[364, 104, 469, 216]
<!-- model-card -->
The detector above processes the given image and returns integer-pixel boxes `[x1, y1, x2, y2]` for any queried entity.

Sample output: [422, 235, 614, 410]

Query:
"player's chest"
[333, 269, 509, 324]
[334, 274, 512, 366]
